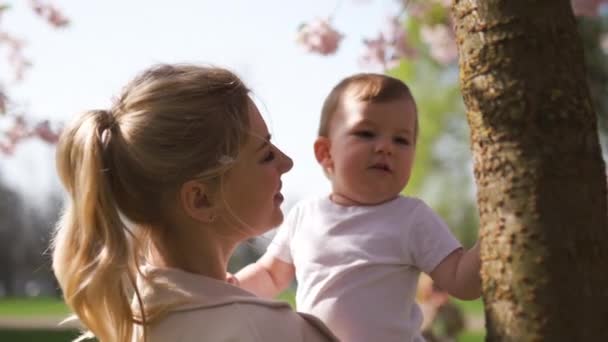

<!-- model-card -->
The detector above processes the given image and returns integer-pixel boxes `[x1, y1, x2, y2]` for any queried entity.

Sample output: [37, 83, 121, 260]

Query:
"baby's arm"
[430, 242, 481, 300]
[235, 253, 295, 299]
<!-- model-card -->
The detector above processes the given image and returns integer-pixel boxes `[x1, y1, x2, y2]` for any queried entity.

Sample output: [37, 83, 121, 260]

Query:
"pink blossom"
[405, 2, 431, 19]
[33, 120, 61, 143]
[0, 32, 32, 80]
[405, 0, 451, 19]
[420, 24, 458, 65]
[359, 16, 417, 70]
[296, 18, 343, 55]
[570, 0, 608, 17]
[0, 140, 15, 155]
[359, 34, 388, 69]
[385, 16, 417, 59]
[6, 116, 28, 142]
[434, 0, 453, 8]
[29, 0, 69, 28]
[0, 115, 62, 155]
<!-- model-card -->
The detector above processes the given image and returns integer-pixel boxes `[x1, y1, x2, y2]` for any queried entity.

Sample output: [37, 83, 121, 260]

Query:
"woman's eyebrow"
[255, 133, 272, 151]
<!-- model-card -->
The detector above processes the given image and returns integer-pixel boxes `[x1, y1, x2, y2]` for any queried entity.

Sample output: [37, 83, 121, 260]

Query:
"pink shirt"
[135, 265, 338, 342]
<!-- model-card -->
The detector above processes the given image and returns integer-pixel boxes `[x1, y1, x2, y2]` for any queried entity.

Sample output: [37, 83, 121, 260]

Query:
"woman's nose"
[278, 149, 293, 173]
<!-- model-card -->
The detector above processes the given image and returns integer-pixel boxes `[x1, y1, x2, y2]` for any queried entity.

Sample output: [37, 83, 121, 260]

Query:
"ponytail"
[52, 110, 145, 342]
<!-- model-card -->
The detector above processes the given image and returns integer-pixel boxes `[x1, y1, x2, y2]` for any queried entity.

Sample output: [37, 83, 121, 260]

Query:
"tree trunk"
[452, 0, 608, 340]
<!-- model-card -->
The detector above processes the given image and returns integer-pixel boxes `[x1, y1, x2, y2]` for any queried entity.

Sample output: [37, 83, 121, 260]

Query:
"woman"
[52, 64, 337, 342]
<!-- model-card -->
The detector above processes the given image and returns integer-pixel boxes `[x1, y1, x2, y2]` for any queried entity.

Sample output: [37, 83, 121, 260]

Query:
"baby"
[235, 73, 481, 341]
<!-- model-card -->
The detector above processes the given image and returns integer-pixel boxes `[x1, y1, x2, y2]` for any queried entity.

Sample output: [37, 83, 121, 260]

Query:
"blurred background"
[1, 1, 607, 341]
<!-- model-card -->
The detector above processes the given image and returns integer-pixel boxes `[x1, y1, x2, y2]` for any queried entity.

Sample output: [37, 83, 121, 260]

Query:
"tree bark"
[452, 0, 608, 340]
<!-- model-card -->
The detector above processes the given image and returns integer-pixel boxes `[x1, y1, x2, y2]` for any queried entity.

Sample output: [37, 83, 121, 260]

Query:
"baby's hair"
[52, 64, 251, 342]
[318, 73, 418, 138]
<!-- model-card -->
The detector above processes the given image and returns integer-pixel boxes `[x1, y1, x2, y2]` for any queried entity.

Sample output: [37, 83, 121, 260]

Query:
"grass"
[0, 329, 80, 342]
[458, 330, 485, 342]
[455, 299, 485, 342]
[0, 297, 71, 317]
[0, 297, 76, 341]
[454, 298, 484, 317]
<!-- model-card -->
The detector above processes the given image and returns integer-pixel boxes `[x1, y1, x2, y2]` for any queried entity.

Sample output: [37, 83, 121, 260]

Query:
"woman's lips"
[274, 192, 284, 205]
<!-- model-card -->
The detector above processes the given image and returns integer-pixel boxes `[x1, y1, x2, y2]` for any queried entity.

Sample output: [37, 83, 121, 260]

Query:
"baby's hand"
[226, 272, 240, 286]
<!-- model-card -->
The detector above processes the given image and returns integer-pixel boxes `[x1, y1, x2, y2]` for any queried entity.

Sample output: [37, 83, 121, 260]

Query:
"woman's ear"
[314, 136, 333, 172]
[180, 180, 217, 223]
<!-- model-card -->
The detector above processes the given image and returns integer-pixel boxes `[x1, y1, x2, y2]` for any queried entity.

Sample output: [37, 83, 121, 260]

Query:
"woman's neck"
[149, 225, 238, 281]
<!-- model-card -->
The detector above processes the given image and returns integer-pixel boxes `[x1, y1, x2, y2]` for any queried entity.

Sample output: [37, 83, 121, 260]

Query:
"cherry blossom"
[296, 18, 343, 55]
[298, 0, 607, 69]
[29, 0, 69, 27]
[33, 120, 61, 144]
[0, 1, 69, 153]
[359, 16, 417, 70]
[404, 0, 450, 19]
[386, 16, 417, 59]
[420, 24, 458, 65]
[359, 34, 388, 69]
[0, 115, 61, 156]
[0, 32, 32, 81]
[1, 1, 69, 86]
[434, 0, 452, 8]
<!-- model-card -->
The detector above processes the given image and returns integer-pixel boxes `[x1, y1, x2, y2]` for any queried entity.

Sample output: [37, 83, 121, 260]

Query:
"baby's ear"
[314, 136, 333, 170]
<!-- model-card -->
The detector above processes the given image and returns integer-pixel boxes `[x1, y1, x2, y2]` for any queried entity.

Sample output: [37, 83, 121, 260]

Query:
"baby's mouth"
[369, 163, 392, 173]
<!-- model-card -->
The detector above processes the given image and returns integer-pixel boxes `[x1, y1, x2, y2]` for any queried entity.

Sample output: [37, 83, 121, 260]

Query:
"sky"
[0, 0, 398, 209]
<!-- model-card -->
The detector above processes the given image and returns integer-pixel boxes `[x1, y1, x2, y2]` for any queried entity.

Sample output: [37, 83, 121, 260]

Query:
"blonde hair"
[52, 64, 251, 342]
[319, 73, 417, 138]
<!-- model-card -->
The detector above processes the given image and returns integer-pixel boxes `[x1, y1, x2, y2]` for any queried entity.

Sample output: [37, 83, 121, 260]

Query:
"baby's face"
[325, 96, 417, 206]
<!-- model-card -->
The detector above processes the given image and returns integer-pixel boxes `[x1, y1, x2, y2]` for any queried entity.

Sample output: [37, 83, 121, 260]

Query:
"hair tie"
[100, 128, 112, 148]
[98, 109, 115, 150]
[218, 155, 235, 165]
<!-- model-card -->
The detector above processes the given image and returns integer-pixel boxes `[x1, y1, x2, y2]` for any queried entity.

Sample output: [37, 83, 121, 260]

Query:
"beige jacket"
[135, 266, 338, 342]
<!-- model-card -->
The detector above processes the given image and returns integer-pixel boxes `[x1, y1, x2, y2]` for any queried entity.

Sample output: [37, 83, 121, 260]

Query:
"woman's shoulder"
[146, 301, 338, 342]
[222, 302, 338, 341]
[137, 266, 338, 341]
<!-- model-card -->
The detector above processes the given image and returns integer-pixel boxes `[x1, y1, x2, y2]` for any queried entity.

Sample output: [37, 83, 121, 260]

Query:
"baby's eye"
[353, 130, 375, 139]
[394, 136, 410, 145]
